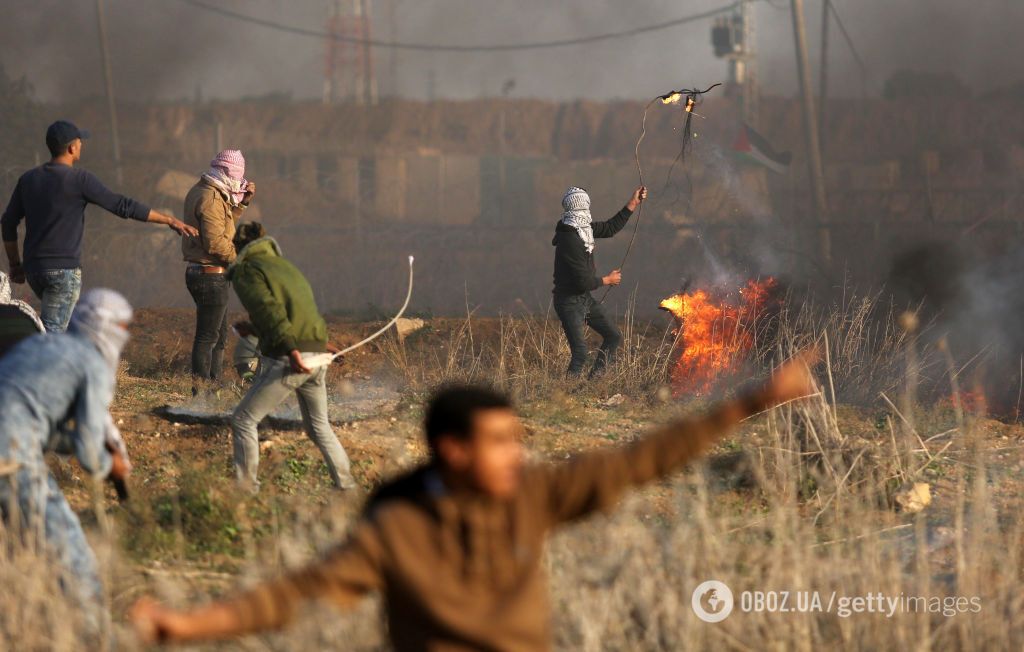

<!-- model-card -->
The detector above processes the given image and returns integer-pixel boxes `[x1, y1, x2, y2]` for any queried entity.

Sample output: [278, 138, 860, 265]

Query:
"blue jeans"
[554, 293, 622, 378]
[0, 466, 105, 632]
[26, 268, 82, 333]
[231, 358, 355, 492]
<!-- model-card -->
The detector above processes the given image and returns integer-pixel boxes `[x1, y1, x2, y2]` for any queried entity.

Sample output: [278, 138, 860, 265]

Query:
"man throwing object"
[131, 352, 816, 649]
[226, 222, 355, 492]
[552, 185, 646, 378]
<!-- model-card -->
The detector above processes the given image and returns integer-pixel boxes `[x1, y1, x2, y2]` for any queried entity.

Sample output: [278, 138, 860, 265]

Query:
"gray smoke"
[0, 0, 1021, 102]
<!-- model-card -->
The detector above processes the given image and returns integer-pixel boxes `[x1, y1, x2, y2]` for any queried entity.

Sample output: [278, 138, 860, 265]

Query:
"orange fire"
[659, 92, 696, 113]
[660, 278, 777, 395]
[940, 390, 988, 415]
[661, 91, 683, 105]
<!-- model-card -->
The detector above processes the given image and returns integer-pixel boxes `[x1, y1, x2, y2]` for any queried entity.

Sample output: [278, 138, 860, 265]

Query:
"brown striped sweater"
[221, 391, 769, 651]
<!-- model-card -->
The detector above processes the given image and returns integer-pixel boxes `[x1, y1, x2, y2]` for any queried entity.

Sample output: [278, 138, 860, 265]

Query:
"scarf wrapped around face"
[202, 149, 248, 206]
[561, 186, 594, 254]
[69, 288, 133, 373]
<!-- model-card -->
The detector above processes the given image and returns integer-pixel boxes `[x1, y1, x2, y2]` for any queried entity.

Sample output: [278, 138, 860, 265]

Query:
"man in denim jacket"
[0, 288, 132, 631]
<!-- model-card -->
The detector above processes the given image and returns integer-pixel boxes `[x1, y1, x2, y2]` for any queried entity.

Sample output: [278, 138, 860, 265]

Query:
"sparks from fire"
[659, 92, 696, 114]
[660, 278, 777, 395]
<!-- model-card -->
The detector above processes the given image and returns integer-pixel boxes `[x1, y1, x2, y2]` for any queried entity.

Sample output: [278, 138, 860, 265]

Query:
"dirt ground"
[70, 309, 1023, 537]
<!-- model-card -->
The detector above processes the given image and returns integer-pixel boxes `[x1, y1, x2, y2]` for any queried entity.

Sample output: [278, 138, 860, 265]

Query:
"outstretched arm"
[592, 186, 646, 238]
[534, 352, 817, 526]
[145, 209, 199, 238]
[78, 169, 197, 237]
[131, 521, 384, 644]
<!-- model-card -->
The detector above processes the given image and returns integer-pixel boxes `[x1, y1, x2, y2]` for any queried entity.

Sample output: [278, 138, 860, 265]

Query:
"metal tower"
[324, 0, 378, 105]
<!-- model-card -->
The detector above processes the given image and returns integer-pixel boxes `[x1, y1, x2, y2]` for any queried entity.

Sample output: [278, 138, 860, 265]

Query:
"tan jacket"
[181, 179, 244, 266]
[219, 391, 768, 651]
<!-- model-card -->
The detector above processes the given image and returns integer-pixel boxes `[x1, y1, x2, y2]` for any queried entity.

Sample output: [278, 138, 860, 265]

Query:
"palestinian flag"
[732, 123, 792, 174]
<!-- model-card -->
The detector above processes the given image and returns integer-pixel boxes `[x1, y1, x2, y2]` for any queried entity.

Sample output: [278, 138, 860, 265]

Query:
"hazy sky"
[0, 0, 1021, 103]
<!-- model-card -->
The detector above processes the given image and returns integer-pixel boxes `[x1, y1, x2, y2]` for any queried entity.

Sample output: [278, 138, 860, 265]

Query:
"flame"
[659, 92, 695, 113]
[660, 279, 777, 395]
[940, 390, 988, 415]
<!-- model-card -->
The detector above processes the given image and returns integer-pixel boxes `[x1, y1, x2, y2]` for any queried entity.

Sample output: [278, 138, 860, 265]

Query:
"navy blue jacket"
[1, 163, 150, 272]
[551, 206, 632, 296]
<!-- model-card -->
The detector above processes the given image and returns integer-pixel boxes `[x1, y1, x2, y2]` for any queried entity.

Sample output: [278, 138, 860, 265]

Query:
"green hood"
[227, 236, 282, 277]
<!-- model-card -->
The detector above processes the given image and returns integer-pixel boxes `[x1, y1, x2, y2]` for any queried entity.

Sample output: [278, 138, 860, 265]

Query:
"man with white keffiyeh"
[0, 288, 134, 637]
[551, 184, 647, 378]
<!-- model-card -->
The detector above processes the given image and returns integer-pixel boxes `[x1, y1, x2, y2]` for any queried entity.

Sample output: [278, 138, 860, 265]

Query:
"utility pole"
[818, 0, 830, 158]
[739, 0, 758, 127]
[323, 0, 339, 103]
[95, 0, 122, 184]
[359, 0, 378, 105]
[789, 0, 830, 264]
[386, 0, 398, 97]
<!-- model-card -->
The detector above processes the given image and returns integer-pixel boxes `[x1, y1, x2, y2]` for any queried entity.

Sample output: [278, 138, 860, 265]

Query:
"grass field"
[2, 296, 1023, 650]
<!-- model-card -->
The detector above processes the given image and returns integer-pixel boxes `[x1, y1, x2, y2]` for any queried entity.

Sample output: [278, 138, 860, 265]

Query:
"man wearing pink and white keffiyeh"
[182, 150, 256, 393]
[202, 149, 251, 207]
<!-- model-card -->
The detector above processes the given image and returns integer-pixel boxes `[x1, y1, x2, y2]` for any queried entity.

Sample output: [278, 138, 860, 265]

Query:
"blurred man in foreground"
[1, 120, 197, 332]
[131, 353, 815, 649]
[0, 289, 133, 633]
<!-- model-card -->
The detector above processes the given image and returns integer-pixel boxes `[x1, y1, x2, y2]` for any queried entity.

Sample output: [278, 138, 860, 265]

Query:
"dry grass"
[1, 293, 1022, 650]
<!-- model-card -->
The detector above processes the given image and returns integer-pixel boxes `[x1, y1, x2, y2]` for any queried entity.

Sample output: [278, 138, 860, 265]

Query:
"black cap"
[45, 120, 90, 155]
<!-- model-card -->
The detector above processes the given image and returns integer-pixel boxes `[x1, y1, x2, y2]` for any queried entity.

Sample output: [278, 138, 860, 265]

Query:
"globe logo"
[691, 580, 734, 623]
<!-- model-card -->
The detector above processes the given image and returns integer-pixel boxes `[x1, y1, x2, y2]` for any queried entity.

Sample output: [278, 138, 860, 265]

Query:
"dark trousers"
[186, 267, 230, 380]
[554, 292, 622, 378]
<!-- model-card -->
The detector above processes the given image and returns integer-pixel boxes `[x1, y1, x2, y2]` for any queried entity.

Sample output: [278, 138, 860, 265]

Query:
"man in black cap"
[0, 120, 198, 332]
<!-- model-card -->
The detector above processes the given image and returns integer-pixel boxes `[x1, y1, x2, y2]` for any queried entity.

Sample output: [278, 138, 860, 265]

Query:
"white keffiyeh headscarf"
[69, 288, 133, 373]
[561, 187, 594, 254]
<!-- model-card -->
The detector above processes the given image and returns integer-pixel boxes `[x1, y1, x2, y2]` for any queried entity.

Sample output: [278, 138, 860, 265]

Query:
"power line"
[174, 0, 740, 53]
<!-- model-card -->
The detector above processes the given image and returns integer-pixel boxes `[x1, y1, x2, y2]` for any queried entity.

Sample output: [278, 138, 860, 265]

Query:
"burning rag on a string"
[599, 82, 722, 303]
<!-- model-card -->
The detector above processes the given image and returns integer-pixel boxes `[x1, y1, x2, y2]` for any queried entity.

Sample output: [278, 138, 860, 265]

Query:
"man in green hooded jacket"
[227, 222, 355, 492]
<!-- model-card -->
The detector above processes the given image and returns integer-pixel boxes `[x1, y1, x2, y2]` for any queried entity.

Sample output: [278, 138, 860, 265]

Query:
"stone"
[395, 317, 426, 341]
[895, 482, 931, 514]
